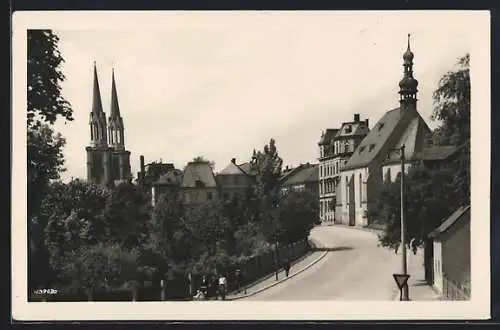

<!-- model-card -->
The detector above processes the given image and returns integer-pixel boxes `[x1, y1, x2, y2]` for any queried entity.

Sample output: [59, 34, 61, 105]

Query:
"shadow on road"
[312, 246, 353, 252]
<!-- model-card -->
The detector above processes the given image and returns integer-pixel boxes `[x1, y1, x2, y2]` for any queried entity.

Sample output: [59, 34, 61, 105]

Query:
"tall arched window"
[345, 176, 349, 205]
[90, 123, 94, 140]
[359, 173, 363, 207]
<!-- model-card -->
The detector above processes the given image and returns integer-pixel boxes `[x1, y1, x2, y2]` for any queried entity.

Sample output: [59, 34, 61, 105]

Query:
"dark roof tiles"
[281, 164, 319, 186]
[428, 206, 470, 238]
[181, 162, 218, 188]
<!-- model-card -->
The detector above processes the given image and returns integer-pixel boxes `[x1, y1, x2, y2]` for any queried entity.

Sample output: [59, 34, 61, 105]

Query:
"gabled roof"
[318, 129, 339, 145]
[281, 164, 319, 186]
[219, 162, 246, 175]
[336, 121, 369, 138]
[382, 114, 432, 165]
[343, 107, 404, 170]
[428, 205, 470, 239]
[238, 162, 253, 175]
[181, 162, 218, 188]
[418, 145, 463, 161]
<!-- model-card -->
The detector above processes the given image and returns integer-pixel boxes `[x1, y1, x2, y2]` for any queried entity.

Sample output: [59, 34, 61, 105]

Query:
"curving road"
[244, 225, 402, 301]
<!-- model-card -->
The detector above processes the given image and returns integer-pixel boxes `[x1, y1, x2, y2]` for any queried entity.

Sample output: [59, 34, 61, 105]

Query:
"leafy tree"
[103, 182, 152, 249]
[42, 180, 111, 284]
[432, 54, 470, 146]
[432, 53, 470, 206]
[233, 222, 269, 257]
[27, 29, 73, 290]
[191, 156, 215, 169]
[276, 190, 318, 244]
[60, 243, 140, 295]
[248, 139, 284, 244]
[28, 30, 73, 129]
[139, 190, 184, 280]
[376, 166, 459, 251]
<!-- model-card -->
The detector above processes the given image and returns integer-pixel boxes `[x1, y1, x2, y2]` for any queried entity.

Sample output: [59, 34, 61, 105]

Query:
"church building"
[86, 63, 131, 186]
[336, 35, 434, 227]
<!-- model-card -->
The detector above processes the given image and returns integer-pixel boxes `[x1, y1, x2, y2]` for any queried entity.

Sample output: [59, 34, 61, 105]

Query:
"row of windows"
[319, 200, 334, 217]
[319, 179, 336, 195]
[320, 162, 340, 178]
[319, 139, 355, 158]
[184, 190, 215, 203]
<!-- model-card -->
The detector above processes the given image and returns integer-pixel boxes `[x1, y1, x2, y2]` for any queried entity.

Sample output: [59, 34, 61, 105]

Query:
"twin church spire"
[89, 62, 125, 150]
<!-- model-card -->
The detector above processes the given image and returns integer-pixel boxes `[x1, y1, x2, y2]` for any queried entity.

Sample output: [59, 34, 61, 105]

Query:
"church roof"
[181, 161, 218, 188]
[382, 114, 432, 165]
[281, 164, 319, 186]
[343, 107, 404, 170]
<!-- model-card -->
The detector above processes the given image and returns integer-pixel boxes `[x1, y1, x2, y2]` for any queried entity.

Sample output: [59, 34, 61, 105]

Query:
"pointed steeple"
[398, 33, 418, 107]
[89, 62, 108, 147]
[92, 61, 104, 114]
[108, 66, 125, 150]
[110, 67, 121, 117]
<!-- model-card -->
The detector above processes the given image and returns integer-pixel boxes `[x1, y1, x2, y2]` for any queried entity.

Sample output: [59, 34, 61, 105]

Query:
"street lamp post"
[389, 145, 409, 301]
[399, 146, 409, 301]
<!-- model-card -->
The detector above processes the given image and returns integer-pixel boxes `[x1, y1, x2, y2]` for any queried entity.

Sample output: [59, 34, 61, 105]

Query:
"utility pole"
[388, 145, 409, 301]
[399, 145, 409, 301]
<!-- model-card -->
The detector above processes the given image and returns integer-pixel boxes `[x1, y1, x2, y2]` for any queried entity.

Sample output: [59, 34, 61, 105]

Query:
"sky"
[51, 11, 474, 181]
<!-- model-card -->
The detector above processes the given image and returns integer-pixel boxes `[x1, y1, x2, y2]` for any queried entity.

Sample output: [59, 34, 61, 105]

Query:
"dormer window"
[345, 125, 352, 134]
[195, 179, 205, 188]
[369, 144, 376, 152]
[358, 146, 366, 154]
[378, 123, 385, 131]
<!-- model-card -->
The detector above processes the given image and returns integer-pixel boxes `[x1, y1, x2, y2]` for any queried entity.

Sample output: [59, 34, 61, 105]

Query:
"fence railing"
[442, 276, 470, 301]
[30, 238, 311, 302]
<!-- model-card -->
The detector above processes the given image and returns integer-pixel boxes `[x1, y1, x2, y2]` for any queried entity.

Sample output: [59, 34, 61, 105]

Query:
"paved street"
[243, 225, 423, 301]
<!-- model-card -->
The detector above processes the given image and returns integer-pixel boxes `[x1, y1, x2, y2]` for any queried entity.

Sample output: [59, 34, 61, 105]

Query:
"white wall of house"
[339, 168, 369, 226]
[433, 240, 444, 294]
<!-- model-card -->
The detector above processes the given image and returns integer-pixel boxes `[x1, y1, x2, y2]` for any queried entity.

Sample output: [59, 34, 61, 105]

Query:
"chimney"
[365, 118, 369, 128]
[354, 114, 360, 122]
[231, 158, 236, 164]
[140, 155, 145, 173]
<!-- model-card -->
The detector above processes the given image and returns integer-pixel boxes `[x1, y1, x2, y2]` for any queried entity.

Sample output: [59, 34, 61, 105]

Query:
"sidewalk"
[226, 246, 328, 300]
[393, 248, 441, 301]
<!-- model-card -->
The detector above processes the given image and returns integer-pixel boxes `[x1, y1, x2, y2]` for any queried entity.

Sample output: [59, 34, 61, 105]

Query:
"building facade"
[318, 114, 369, 223]
[181, 160, 219, 206]
[280, 163, 319, 197]
[427, 206, 471, 300]
[336, 35, 434, 227]
[216, 158, 253, 203]
[86, 63, 131, 186]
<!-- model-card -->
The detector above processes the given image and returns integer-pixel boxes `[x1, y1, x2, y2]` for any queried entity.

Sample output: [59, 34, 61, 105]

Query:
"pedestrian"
[410, 238, 418, 255]
[200, 275, 208, 297]
[218, 274, 227, 300]
[283, 259, 291, 277]
[193, 289, 205, 301]
[235, 269, 242, 293]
